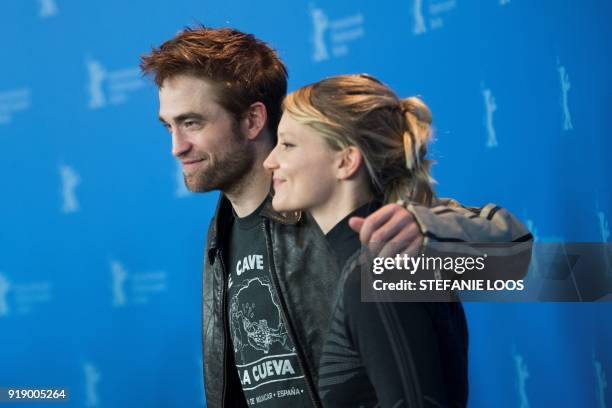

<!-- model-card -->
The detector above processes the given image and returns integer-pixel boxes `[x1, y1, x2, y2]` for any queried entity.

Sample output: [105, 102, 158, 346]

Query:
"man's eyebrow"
[159, 112, 206, 124]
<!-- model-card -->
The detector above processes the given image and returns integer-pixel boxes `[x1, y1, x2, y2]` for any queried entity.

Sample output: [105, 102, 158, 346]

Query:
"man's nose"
[171, 131, 191, 158]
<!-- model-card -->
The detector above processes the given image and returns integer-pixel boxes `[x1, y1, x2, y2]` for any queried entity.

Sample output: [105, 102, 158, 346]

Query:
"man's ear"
[241, 102, 267, 141]
[336, 146, 363, 180]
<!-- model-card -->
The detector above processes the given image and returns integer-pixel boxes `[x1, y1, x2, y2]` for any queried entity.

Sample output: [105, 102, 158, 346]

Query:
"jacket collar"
[208, 192, 302, 256]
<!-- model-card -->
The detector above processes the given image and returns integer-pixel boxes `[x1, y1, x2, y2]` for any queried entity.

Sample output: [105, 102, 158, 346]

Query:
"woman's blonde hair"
[283, 74, 435, 206]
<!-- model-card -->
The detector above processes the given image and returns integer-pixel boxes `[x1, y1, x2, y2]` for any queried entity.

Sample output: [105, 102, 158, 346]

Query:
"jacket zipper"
[262, 220, 321, 408]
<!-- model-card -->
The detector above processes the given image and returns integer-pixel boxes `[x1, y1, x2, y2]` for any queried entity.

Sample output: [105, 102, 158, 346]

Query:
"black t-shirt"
[318, 202, 469, 408]
[226, 201, 311, 407]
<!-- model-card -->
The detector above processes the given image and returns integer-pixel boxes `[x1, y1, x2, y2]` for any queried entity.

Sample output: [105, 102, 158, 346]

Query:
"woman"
[263, 74, 468, 407]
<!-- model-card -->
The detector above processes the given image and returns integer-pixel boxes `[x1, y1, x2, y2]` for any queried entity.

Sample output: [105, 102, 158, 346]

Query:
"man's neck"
[225, 165, 271, 218]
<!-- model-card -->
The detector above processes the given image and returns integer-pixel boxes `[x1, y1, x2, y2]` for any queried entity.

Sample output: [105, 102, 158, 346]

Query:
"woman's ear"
[336, 146, 363, 180]
[242, 102, 267, 140]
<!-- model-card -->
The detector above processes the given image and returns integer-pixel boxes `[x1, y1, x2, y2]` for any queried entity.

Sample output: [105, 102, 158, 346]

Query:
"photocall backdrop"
[1, 0, 610, 407]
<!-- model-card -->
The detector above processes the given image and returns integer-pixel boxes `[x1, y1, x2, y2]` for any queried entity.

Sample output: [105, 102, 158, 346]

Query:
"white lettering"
[272, 359, 283, 374]
[256, 393, 273, 402]
[237, 260, 243, 276]
[281, 359, 295, 375]
[241, 369, 251, 385]
[236, 255, 264, 276]
[249, 359, 296, 383]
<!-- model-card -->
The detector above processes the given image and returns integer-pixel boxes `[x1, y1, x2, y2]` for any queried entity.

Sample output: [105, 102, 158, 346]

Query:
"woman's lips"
[272, 177, 285, 188]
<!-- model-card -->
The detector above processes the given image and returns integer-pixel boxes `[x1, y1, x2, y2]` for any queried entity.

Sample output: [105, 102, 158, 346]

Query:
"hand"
[349, 203, 423, 258]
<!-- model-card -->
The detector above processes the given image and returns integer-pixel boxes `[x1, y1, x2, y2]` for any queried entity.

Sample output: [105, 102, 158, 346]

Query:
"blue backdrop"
[1, 0, 610, 407]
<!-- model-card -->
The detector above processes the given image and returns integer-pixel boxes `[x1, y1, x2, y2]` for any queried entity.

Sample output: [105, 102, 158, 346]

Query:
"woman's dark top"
[318, 202, 469, 408]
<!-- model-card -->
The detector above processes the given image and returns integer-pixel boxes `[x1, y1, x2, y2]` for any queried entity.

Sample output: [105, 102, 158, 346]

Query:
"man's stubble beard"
[183, 129, 256, 194]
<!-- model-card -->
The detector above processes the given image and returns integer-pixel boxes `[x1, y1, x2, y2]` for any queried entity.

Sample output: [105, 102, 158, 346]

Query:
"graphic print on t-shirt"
[229, 276, 291, 357]
[229, 274, 303, 392]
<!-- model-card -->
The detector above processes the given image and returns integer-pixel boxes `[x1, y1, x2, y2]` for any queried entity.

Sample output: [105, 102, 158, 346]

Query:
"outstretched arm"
[350, 198, 533, 278]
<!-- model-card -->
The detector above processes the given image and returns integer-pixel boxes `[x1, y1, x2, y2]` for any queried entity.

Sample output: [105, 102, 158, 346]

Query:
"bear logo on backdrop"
[593, 356, 608, 408]
[60, 164, 81, 214]
[597, 210, 610, 243]
[557, 58, 573, 131]
[38, 0, 58, 18]
[84, 362, 101, 408]
[0, 273, 53, 316]
[482, 86, 499, 148]
[411, 0, 458, 34]
[87, 59, 145, 109]
[0, 274, 11, 317]
[513, 349, 530, 408]
[0, 88, 31, 125]
[412, 0, 427, 35]
[110, 260, 167, 307]
[310, 5, 365, 62]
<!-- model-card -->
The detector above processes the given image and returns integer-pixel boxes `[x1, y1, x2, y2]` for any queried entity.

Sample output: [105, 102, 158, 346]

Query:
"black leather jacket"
[202, 195, 340, 408]
[201, 195, 533, 407]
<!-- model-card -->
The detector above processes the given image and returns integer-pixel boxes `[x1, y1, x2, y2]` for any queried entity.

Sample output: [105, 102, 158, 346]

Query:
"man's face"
[158, 74, 254, 193]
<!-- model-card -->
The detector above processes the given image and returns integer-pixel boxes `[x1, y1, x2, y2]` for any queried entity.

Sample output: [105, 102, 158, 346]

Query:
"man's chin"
[184, 174, 215, 193]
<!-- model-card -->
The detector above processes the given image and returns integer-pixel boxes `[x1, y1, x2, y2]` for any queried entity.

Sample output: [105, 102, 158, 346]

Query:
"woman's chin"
[272, 197, 298, 213]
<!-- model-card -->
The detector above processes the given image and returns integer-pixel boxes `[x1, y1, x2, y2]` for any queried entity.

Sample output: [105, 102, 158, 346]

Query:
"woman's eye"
[281, 142, 295, 148]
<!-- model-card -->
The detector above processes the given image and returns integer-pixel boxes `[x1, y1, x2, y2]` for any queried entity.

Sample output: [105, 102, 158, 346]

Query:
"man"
[140, 26, 531, 408]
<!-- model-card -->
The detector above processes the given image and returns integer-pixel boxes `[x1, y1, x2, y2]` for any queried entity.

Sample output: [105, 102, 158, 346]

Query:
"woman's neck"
[310, 183, 372, 234]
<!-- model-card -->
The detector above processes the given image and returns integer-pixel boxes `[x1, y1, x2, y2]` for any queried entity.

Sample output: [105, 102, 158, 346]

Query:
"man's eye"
[162, 124, 172, 133]
[184, 121, 198, 128]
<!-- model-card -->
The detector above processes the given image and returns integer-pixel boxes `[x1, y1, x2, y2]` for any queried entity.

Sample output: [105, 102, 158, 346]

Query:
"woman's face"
[263, 112, 341, 213]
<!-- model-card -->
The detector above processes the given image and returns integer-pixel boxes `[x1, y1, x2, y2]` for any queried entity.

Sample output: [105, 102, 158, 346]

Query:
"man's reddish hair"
[140, 26, 288, 134]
